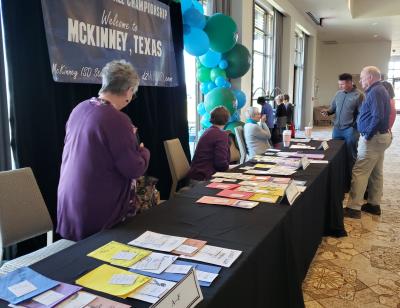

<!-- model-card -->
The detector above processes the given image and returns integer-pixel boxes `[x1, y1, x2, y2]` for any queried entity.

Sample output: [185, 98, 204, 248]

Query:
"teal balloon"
[215, 76, 226, 87]
[224, 121, 244, 135]
[192, 0, 204, 14]
[223, 81, 231, 88]
[184, 27, 209, 56]
[204, 87, 236, 116]
[200, 83, 209, 94]
[207, 82, 216, 91]
[219, 59, 228, 69]
[232, 89, 246, 109]
[183, 8, 206, 29]
[223, 43, 251, 78]
[181, 0, 192, 13]
[199, 50, 221, 68]
[210, 67, 226, 82]
[197, 102, 206, 115]
[200, 113, 212, 128]
[229, 111, 240, 122]
[204, 13, 238, 53]
[196, 67, 211, 82]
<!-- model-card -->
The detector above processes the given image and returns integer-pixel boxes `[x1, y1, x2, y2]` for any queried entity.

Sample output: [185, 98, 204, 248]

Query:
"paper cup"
[283, 130, 291, 147]
[305, 126, 312, 138]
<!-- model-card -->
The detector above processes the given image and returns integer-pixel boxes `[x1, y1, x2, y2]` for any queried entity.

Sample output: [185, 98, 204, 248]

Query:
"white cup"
[305, 126, 312, 138]
[283, 130, 291, 147]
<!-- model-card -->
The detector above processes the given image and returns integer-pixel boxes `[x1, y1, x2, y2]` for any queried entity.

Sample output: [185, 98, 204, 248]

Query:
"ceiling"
[287, 0, 400, 56]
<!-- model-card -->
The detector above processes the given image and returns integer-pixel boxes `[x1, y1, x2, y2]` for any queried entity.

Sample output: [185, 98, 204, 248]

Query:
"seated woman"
[187, 106, 230, 181]
[244, 106, 271, 158]
[57, 60, 150, 241]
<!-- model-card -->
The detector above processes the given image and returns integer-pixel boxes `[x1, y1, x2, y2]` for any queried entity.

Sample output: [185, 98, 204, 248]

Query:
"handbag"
[135, 176, 160, 213]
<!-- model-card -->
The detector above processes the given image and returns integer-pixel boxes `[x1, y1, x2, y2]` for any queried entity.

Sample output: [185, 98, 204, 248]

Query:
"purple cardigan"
[187, 126, 230, 181]
[57, 98, 150, 241]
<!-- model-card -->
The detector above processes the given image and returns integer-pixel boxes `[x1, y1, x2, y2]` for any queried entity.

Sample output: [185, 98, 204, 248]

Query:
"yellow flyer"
[249, 193, 279, 203]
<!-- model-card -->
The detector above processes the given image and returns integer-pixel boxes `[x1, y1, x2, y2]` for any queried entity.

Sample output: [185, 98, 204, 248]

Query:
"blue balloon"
[232, 89, 246, 109]
[181, 0, 193, 13]
[219, 59, 228, 69]
[215, 76, 226, 87]
[184, 27, 209, 56]
[223, 81, 231, 88]
[197, 102, 206, 115]
[200, 83, 209, 94]
[207, 82, 216, 91]
[199, 50, 222, 68]
[192, 0, 204, 14]
[183, 24, 191, 35]
[200, 113, 211, 128]
[183, 8, 206, 29]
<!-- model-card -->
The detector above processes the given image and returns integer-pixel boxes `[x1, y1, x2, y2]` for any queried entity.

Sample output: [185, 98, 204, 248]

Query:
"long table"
[24, 140, 347, 308]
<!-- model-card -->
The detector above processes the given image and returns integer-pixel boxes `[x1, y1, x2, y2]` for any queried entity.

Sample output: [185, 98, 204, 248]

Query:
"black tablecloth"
[21, 140, 347, 308]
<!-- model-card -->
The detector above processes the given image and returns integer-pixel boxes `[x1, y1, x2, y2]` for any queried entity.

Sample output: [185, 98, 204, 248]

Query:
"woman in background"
[187, 106, 231, 181]
[57, 60, 150, 241]
[283, 94, 295, 137]
[244, 106, 271, 158]
[275, 94, 287, 142]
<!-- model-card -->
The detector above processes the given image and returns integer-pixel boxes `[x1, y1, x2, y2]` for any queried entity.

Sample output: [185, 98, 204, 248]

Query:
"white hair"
[99, 60, 140, 95]
[362, 66, 381, 81]
[245, 106, 260, 119]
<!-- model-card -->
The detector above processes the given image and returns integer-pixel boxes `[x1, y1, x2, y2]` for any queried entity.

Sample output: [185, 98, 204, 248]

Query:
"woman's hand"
[261, 114, 267, 123]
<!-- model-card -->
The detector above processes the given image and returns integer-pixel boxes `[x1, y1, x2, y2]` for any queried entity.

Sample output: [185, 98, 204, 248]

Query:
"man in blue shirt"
[344, 66, 392, 219]
[257, 96, 275, 143]
[322, 73, 363, 169]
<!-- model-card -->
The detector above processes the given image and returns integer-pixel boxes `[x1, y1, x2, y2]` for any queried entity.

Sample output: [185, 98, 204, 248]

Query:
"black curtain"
[1, 0, 188, 240]
[0, 3, 11, 172]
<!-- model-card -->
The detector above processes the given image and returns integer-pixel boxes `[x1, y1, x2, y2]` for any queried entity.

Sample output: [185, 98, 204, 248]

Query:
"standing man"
[344, 66, 392, 218]
[322, 73, 364, 169]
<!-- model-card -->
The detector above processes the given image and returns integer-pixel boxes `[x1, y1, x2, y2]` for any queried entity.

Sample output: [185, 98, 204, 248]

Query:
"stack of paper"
[128, 231, 187, 252]
[172, 239, 207, 256]
[75, 264, 150, 298]
[87, 241, 151, 267]
[216, 189, 254, 200]
[0, 267, 59, 305]
[130, 252, 177, 275]
[129, 278, 176, 304]
[196, 196, 259, 209]
[206, 183, 240, 190]
[56, 291, 131, 308]
[180, 245, 242, 268]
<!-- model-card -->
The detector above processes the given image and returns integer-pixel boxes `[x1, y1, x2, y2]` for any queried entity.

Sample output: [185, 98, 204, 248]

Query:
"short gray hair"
[245, 106, 260, 119]
[99, 60, 140, 95]
[362, 66, 381, 81]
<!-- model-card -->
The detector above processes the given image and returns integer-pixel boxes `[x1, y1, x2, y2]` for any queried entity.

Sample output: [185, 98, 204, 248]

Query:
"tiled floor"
[302, 120, 400, 308]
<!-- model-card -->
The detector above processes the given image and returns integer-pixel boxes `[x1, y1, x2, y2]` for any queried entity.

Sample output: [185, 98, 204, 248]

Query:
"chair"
[164, 139, 190, 199]
[234, 126, 248, 164]
[0, 168, 75, 274]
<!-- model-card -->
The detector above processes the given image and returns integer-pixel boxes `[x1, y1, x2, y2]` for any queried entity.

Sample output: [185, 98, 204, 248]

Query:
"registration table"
[26, 140, 347, 308]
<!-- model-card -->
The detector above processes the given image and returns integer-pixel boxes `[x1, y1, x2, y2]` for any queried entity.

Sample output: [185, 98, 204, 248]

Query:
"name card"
[151, 268, 203, 308]
[285, 182, 301, 206]
[301, 157, 310, 170]
[321, 141, 329, 150]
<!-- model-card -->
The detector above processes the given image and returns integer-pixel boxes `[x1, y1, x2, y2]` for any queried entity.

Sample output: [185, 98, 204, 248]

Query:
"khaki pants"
[347, 132, 392, 210]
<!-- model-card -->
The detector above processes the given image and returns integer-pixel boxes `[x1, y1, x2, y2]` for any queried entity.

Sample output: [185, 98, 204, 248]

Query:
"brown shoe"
[343, 207, 361, 219]
[361, 203, 381, 215]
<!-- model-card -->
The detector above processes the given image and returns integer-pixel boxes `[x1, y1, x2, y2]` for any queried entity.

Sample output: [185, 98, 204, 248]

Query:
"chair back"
[229, 135, 240, 163]
[0, 168, 53, 249]
[163, 139, 190, 199]
[234, 126, 247, 164]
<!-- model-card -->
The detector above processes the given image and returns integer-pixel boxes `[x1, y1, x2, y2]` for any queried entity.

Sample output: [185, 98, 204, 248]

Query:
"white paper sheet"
[8, 280, 37, 297]
[128, 231, 187, 252]
[180, 245, 242, 268]
[130, 252, 178, 274]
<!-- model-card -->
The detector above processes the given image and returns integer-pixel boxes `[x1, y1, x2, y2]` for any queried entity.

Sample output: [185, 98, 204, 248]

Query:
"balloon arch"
[176, 0, 252, 135]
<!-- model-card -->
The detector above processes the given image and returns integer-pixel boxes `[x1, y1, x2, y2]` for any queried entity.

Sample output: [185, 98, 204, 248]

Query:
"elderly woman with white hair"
[243, 106, 272, 158]
[57, 60, 150, 241]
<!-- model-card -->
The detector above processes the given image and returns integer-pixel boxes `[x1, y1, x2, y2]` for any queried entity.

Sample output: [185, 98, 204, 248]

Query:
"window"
[293, 29, 305, 127]
[252, 3, 275, 104]
[184, 0, 209, 157]
[388, 61, 400, 110]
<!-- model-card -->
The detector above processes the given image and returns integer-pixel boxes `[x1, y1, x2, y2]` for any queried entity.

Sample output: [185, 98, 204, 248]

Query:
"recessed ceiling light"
[373, 34, 379, 38]
[372, 22, 378, 26]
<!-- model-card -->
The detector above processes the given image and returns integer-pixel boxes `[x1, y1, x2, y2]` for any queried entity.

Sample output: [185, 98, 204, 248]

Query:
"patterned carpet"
[302, 119, 400, 308]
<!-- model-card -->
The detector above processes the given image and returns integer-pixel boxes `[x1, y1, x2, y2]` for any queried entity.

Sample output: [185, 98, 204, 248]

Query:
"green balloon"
[204, 13, 238, 53]
[224, 121, 244, 135]
[223, 43, 252, 78]
[210, 68, 227, 82]
[196, 67, 211, 83]
[204, 87, 236, 116]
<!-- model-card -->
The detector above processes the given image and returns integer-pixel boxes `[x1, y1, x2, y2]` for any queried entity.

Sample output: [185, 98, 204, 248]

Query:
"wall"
[231, 0, 318, 128]
[315, 40, 392, 107]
